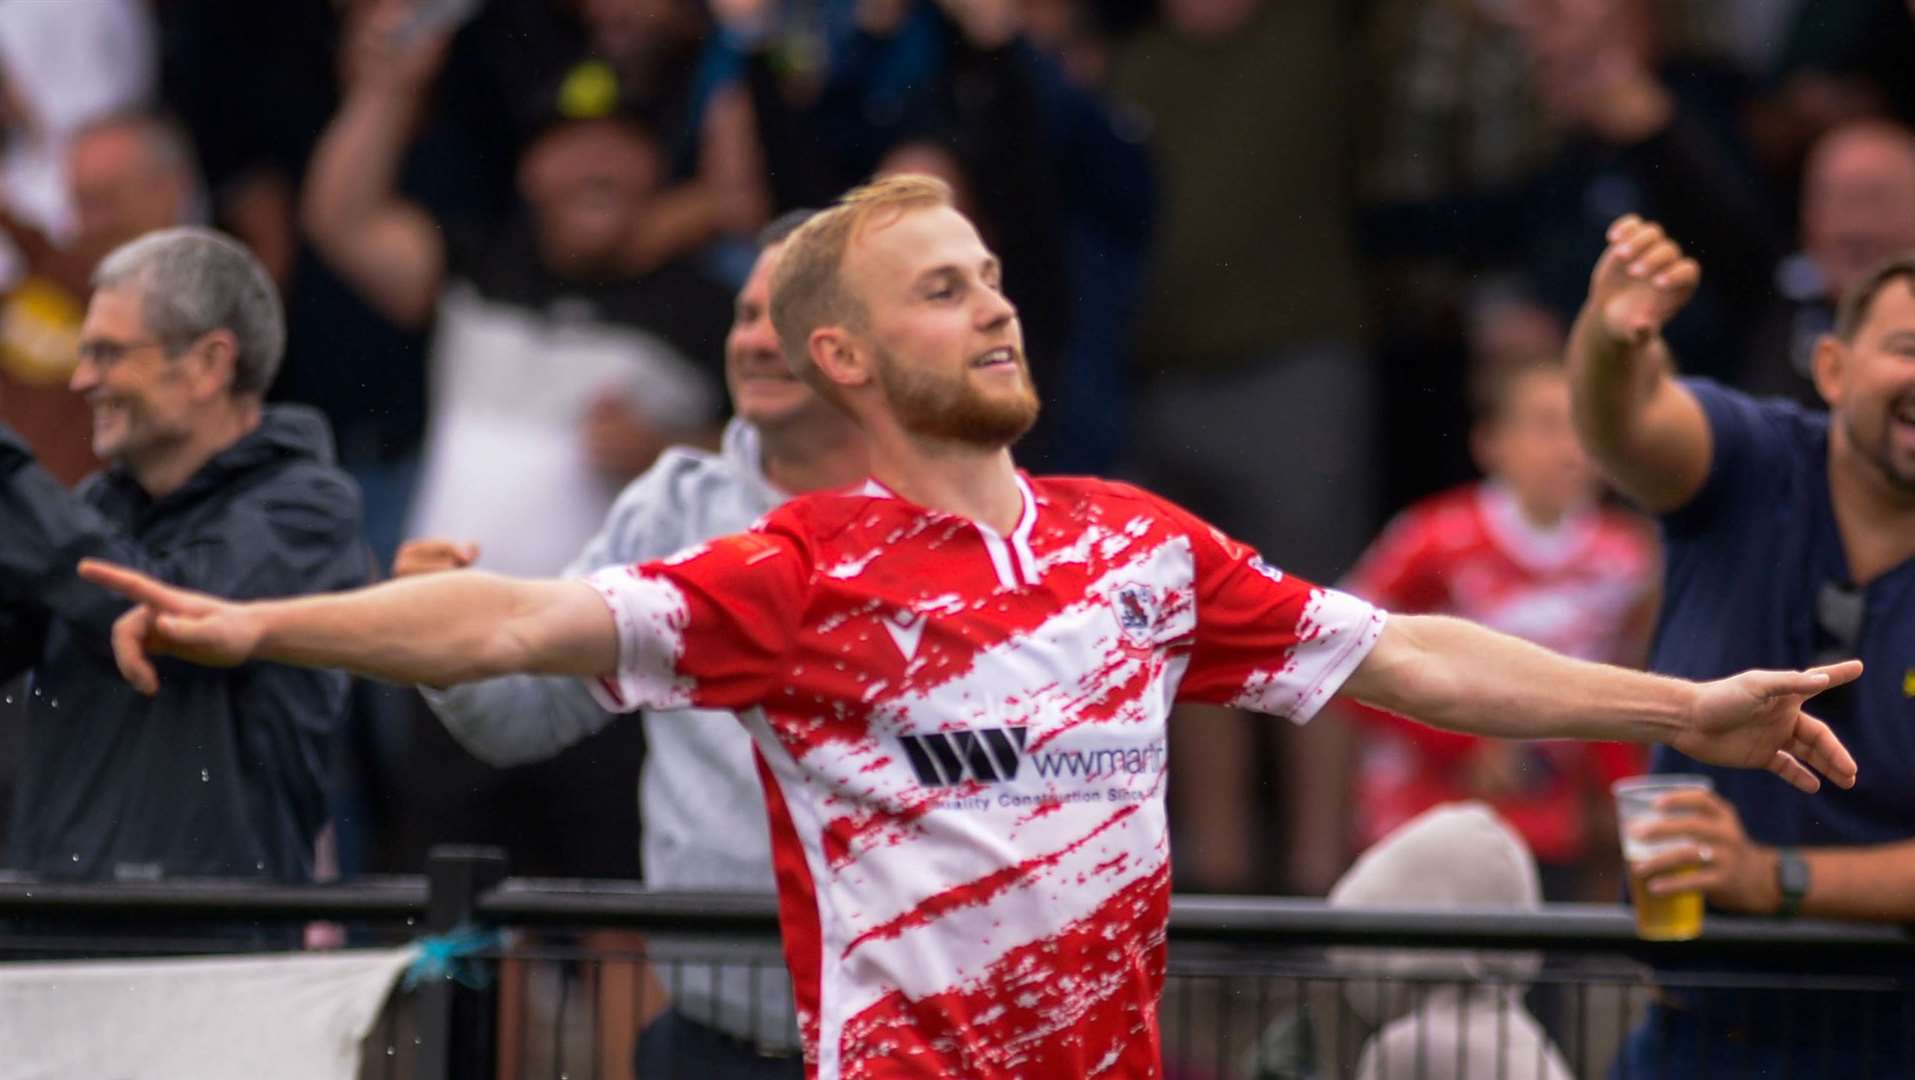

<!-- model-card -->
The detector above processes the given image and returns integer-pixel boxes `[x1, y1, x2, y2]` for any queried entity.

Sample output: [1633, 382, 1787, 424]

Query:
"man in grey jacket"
[395, 211, 867, 1074]
[0, 228, 371, 885]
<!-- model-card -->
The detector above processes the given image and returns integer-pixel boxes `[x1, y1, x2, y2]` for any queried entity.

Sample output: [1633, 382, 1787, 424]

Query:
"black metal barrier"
[4, 847, 1912, 1079]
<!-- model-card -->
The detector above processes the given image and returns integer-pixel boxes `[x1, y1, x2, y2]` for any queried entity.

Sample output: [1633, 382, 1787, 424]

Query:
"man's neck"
[869, 428, 1024, 534]
[131, 401, 263, 499]
[1827, 429, 1915, 584]
[760, 414, 870, 496]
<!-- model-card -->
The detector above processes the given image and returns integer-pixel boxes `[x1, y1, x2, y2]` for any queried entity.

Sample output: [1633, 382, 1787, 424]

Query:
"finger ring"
[1697, 845, 1714, 865]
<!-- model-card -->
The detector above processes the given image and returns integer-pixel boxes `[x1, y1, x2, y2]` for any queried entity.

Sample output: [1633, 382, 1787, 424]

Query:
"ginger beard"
[871, 339, 1041, 448]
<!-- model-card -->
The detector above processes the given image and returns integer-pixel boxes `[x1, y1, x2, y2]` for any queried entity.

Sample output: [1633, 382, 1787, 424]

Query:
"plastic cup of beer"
[1612, 774, 1713, 941]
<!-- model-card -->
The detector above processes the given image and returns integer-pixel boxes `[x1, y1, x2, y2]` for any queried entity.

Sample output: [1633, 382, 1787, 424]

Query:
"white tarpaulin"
[0, 946, 418, 1080]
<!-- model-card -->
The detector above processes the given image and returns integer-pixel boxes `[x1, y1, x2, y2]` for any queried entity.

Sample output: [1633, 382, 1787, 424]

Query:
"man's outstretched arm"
[76, 559, 616, 694]
[1341, 613, 1859, 794]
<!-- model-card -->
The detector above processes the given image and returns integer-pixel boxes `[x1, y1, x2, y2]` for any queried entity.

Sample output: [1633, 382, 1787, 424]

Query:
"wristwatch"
[1775, 847, 1809, 919]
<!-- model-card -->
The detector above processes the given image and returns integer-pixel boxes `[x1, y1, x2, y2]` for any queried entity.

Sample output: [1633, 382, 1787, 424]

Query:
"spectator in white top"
[0, 0, 156, 251]
[392, 210, 867, 1074]
[303, 0, 734, 576]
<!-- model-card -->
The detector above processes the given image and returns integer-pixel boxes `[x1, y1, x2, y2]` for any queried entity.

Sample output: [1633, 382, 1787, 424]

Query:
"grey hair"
[91, 227, 285, 397]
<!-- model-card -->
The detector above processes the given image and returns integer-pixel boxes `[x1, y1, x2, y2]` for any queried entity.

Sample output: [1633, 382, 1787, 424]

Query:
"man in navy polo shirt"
[1568, 213, 1915, 1075]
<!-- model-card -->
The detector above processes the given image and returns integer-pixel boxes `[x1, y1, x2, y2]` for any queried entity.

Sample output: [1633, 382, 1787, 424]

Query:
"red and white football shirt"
[1341, 483, 1656, 862]
[587, 474, 1385, 1078]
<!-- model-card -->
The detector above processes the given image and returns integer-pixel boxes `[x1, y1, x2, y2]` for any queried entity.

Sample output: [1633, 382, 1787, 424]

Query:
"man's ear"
[185, 329, 241, 402]
[810, 327, 871, 391]
[1810, 334, 1846, 410]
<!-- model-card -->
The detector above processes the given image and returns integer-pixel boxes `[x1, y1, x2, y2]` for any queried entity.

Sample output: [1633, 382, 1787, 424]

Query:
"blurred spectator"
[1755, 120, 1915, 399]
[66, 113, 206, 272]
[1339, 347, 1656, 899]
[0, 5, 161, 491]
[0, 228, 371, 883]
[1107, 0, 1371, 894]
[1247, 801, 1572, 1079]
[303, 0, 733, 577]
[1328, 802, 1572, 1080]
[0, 0, 156, 251]
[451, 0, 772, 271]
[396, 211, 863, 1079]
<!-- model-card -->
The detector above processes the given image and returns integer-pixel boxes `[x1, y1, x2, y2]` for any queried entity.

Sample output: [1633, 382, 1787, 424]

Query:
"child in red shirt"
[1343, 356, 1657, 895]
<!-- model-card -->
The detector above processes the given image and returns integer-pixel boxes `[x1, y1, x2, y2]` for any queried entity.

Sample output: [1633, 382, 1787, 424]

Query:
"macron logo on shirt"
[883, 610, 927, 662]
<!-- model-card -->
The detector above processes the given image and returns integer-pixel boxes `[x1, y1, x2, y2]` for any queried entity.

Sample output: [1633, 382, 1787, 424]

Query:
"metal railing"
[4, 847, 1912, 1079]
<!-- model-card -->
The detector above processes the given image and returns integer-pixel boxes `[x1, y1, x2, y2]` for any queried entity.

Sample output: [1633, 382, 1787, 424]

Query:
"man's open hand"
[76, 559, 264, 695]
[1590, 215, 1701, 347]
[1673, 661, 1863, 793]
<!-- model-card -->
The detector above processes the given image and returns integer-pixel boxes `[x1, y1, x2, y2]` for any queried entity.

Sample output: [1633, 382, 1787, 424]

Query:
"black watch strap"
[1775, 847, 1809, 919]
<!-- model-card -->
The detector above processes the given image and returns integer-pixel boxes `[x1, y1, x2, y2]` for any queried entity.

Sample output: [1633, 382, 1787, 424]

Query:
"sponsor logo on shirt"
[898, 726, 1029, 786]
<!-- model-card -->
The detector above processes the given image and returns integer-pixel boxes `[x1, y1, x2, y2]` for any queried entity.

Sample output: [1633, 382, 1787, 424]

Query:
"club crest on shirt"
[1112, 584, 1158, 647]
[1249, 555, 1284, 584]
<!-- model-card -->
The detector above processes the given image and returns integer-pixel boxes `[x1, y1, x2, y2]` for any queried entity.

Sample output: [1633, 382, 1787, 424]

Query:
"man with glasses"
[0, 227, 371, 887]
[395, 210, 860, 1076]
[1568, 214, 1915, 1074]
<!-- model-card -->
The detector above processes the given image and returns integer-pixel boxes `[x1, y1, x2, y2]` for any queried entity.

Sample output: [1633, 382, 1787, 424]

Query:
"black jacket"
[0, 406, 372, 882]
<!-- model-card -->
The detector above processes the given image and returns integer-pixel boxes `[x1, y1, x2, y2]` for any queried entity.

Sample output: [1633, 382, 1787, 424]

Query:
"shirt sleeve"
[586, 522, 810, 715]
[1663, 378, 1808, 537]
[424, 675, 613, 767]
[1165, 504, 1387, 724]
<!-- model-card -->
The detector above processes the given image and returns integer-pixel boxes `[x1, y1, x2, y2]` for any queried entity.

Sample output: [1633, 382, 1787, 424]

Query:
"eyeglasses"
[75, 339, 167, 368]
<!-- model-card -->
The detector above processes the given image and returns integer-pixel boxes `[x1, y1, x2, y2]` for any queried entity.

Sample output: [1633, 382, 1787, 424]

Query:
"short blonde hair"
[769, 174, 955, 397]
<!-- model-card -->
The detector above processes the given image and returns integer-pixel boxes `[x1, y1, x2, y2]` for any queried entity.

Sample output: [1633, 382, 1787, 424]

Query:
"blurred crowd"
[2, 0, 1914, 902]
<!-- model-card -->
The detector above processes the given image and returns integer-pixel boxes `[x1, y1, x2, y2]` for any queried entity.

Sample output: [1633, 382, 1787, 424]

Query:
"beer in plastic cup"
[1612, 774, 1713, 941]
